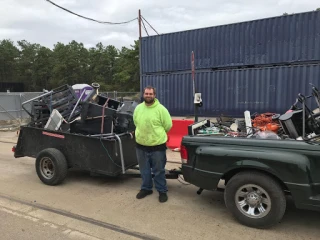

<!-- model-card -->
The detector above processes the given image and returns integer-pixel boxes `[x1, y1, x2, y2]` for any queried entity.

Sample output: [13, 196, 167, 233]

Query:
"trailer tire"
[35, 148, 68, 186]
[224, 171, 286, 229]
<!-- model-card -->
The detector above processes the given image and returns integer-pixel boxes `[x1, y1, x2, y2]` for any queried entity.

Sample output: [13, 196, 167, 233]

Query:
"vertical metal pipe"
[114, 134, 126, 174]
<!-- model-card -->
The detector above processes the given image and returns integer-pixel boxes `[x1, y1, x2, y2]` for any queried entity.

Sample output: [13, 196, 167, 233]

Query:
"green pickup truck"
[180, 132, 320, 229]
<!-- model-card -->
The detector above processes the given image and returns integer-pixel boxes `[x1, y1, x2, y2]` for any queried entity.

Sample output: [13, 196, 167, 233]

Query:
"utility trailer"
[12, 83, 180, 185]
[13, 126, 180, 185]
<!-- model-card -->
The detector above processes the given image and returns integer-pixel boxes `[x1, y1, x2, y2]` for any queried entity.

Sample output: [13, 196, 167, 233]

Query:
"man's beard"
[144, 97, 155, 104]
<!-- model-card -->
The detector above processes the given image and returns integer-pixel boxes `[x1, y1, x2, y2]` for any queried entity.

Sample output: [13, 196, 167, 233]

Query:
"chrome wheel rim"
[39, 157, 55, 179]
[235, 184, 271, 218]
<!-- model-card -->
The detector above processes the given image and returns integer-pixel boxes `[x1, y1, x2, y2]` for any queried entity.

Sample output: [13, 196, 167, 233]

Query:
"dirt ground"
[0, 132, 320, 239]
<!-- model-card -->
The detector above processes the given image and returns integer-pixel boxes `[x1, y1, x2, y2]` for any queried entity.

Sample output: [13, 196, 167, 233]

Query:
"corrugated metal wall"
[141, 64, 320, 117]
[141, 11, 320, 74]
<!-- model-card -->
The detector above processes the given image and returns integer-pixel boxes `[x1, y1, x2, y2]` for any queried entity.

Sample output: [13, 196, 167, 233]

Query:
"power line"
[141, 15, 159, 35]
[45, 0, 137, 25]
[141, 18, 149, 36]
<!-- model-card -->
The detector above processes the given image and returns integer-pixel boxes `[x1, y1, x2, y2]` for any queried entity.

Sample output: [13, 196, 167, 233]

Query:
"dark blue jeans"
[136, 148, 168, 193]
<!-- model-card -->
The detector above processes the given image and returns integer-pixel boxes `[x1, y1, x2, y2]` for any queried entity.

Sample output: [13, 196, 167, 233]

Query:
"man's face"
[143, 88, 155, 104]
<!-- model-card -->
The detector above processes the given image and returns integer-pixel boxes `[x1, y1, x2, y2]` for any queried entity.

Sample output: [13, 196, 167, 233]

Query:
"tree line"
[0, 39, 140, 92]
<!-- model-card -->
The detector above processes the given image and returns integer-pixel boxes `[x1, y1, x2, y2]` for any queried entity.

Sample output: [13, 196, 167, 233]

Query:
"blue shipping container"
[140, 11, 320, 74]
[141, 64, 320, 117]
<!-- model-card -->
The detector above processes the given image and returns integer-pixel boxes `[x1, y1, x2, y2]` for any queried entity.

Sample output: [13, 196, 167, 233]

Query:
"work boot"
[159, 192, 168, 203]
[136, 189, 153, 199]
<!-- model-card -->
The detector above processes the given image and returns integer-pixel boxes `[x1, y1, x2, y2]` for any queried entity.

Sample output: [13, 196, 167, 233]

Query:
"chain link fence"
[0, 92, 43, 129]
[0, 91, 140, 128]
[101, 92, 141, 102]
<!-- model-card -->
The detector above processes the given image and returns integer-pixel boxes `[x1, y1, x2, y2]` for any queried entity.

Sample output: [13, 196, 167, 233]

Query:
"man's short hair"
[143, 86, 156, 95]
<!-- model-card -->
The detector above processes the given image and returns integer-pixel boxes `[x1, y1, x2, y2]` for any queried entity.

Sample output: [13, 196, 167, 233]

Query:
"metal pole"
[195, 105, 199, 122]
[114, 134, 126, 174]
[191, 51, 195, 97]
[100, 98, 110, 134]
[303, 97, 306, 139]
[90, 133, 114, 137]
[68, 90, 85, 121]
[21, 91, 53, 106]
[138, 9, 142, 97]
[191, 51, 198, 122]
[139, 9, 142, 39]
[19, 93, 22, 121]
[21, 91, 53, 117]
[138, 9, 142, 99]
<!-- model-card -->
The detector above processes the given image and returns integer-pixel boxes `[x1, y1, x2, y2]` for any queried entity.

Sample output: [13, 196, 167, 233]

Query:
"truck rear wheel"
[35, 148, 68, 186]
[224, 171, 286, 229]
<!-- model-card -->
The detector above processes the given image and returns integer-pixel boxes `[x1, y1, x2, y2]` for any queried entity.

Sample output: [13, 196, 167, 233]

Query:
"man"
[133, 86, 172, 203]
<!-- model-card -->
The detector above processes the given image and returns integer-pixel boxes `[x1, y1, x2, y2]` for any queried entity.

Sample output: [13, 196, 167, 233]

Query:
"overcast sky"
[0, 0, 319, 50]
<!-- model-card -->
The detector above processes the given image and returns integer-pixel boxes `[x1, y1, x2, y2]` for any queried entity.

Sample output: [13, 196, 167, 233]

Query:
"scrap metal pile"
[22, 83, 137, 136]
[197, 85, 320, 142]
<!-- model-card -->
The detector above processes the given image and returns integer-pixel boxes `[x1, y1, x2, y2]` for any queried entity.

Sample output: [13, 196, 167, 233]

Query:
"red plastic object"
[180, 145, 188, 163]
[166, 119, 194, 149]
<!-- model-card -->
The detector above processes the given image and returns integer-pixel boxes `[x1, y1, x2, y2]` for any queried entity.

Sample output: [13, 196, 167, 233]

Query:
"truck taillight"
[180, 145, 188, 164]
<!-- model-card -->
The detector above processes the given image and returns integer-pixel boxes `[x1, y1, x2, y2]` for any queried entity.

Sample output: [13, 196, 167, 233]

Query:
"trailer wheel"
[35, 148, 68, 186]
[224, 171, 286, 229]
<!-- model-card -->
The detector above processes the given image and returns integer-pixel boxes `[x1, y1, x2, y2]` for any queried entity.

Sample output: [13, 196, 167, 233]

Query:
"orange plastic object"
[252, 113, 280, 133]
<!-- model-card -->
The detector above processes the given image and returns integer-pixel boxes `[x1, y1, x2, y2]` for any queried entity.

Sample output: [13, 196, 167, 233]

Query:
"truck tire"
[35, 148, 68, 186]
[224, 171, 286, 229]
